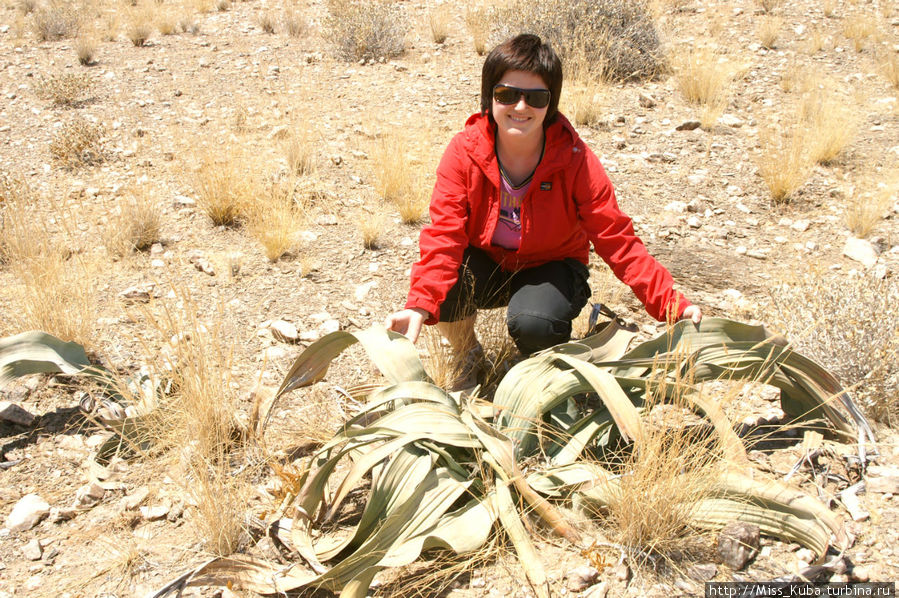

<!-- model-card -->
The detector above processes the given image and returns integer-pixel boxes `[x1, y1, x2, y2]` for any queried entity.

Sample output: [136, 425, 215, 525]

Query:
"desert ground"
[0, 0, 898, 596]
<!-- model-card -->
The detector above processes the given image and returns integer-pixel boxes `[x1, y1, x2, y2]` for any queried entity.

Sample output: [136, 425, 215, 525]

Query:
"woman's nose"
[514, 96, 528, 110]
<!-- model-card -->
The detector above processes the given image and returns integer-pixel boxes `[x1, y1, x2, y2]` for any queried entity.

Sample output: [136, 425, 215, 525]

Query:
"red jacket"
[406, 112, 692, 324]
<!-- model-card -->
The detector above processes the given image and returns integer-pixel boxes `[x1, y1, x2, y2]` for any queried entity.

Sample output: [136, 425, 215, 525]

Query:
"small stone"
[676, 120, 701, 131]
[0, 401, 35, 426]
[687, 563, 718, 581]
[638, 93, 656, 108]
[470, 577, 486, 588]
[173, 194, 195, 207]
[300, 329, 320, 343]
[664, 200, 688, 213]
[118, 283, 159, 303]
[851, 565, 870, 582]
[613, 563, 630, 582]
[796, 548, 816, 564]
[22, 539, 42, 561]
[566, 565, 600, 592]
[269, 320, 298, 343]
[718, 114, 744, 128]
[791, 220, 811, 232]
[717, 521, 760, 569]
[687, 216, 702, 228]
[74, 482, 105, 508]
[843, 237, 879, 268]
[583, 581, 609, 598]
[867, 466, 899, 494]
[140, 504, 170, 521]
[5, 494, 50, 533]
[123, 487, 150, 510]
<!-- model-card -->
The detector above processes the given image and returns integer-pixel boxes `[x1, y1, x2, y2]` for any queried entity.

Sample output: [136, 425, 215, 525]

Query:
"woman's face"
[491, 70, 549, 144]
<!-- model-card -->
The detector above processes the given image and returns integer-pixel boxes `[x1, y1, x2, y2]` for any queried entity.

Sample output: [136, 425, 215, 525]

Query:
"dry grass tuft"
[325, 0, 407, 62]
[757, 15, 782, 49]
[674, 47, 737, 106]
[799, 88, 857, 165]
[102, 190, 163, 257]
[562, 78, 605, 127]
[216, 0, 230, 11]
[428, 5, 450, 44]
[464, 5, 490, 55]
[878, 49, 899, 89]
[156, 9, 178, 35]
[371, 131, 426, 223]
[126, 12, 153, 46]
[358, 206, 387, 250]
[75, 35, 97, 65]
[283, 4, 308, 37]
[804, 26, 827, 53]
[35, 72, 94, 107]
[822, 0, 836, 18]
[842, 14, 877, 51]
[142, 292, 253, 555]
[49, 117, 107, 168]
[284, 129, 316, 176]
[765, 268, 899, 425]
[2, 193, 98, 348]
[190, 149, 257, 227]
[259, 10, 277, 34]
[756, 125, 812, 204]
[32, 1, 80, 41]
[587, 368, 724, 564]
[245, 178, 306, 262]
[757, 0, 784, 13]
[844, 172, 898, 237]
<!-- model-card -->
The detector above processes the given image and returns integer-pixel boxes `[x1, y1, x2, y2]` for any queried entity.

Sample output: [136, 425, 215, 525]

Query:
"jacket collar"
[462, 112, 580, 185]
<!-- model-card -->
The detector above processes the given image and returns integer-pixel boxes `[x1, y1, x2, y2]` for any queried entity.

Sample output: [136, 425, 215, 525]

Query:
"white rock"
[269, 320, 298, 342]
[5, 494, 50, 533]
[687, 216, 702, 228]
[300, 330, 320, 342]
[843, 237, 879, 268]
[718, 114, 744, 127]
[0, 401, 35, 426]
[791, 219, 811, 232]
[566, 565, 600, 592]
[22, 538, 42, 561]
[123, 487, 150, 510]
[354, 280, 378, 302]
[319, 320, 341, 335]
[584, 582, 609, 598]
[140, 505, 170, 521]
[665, 200, 688, 213]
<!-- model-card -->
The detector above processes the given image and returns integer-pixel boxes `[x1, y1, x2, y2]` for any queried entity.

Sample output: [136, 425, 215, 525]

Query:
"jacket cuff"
[405, 298, 439, 325]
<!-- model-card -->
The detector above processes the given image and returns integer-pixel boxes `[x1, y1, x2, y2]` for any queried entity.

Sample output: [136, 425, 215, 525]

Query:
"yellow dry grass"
[464, 5, 490, 55]
[799, 87, 857, 165]
[844, 172, 898, 237]
[189, 147, 258, 227]
[673, 47, 737, 107]
[842, 14, 877, 52]
[428, 4, 450, 44]
[879, 50, 899, 89]
[358, 205, 387, 249]
[371, 131, 429, 224]
[758, 15, 782, 49]
[756, 125, 813, 204]
[102, 189, 163, 257]
[245, 178, 306, 262]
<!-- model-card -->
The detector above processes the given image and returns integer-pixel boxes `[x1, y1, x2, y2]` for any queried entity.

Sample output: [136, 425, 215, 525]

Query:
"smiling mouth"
[509, 115, 530, 122]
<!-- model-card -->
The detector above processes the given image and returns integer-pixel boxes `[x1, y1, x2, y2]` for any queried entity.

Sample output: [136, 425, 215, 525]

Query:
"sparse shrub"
[800, 89, 857, 165]
[259, 11, 277, 34]
[126, 15, 153, 46]
[190, 150, 255, 226]
[804, 27, 826, 53]
[32, 1, 80, 41]
[17, 0, 37, 15]
[780, 62, 814, 93]
[358, 207, 386, 249]
[0, 172, 35, 264]
[765, 270, 899, 425]
[674, 47, 736, 106]
[325, 0, 407, 62]
[75, 35, 97, 65]
[395, 185, 428, 224]
[216, 0, 230, 11]
[757, 15, 781, 49]
[102, 191, 163, 257]
[464, 5, 489, 55]
[822, 0, 836, 17]
[157, 11, 178, 35]
[757, 0, 784, 13]
[756, 126, 812, 204]
[178, 16, 200, 34]
[562, 78, 605, 126]
[49, 117, 107, 168]
[283, 6, 308, 37]
[842, 14, 877, 52]
[879, 49, 899, 89]
[35, 73, 93, 107]
[284, 131, 316, 176]
[844, 174, 897, 237]
[245, 179, 305, 262]
[428, 5, 450, 44]
[495, 0, 664, 82]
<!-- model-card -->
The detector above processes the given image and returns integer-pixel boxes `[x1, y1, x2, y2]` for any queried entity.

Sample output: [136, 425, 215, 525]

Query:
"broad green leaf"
[0, 330, 95, 388]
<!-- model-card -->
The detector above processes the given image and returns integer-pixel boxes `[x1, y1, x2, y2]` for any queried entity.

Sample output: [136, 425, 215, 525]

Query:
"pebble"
[22, 538, 42, 561]
[5, 494, 50, 533]
[0, 401, 35, 426]
[843, 237, 879, 268]
[123, 487, 151, 510]
[74, 482, 106, 508]
[140, 504, 170, 521]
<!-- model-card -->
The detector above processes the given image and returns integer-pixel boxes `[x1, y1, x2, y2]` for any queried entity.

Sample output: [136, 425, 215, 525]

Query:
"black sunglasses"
[492, 84, 551, 109]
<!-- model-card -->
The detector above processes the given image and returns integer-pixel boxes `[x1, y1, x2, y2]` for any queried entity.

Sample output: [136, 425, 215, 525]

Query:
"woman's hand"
[682, 305, 703, 325]
[384, 308, 429, 343]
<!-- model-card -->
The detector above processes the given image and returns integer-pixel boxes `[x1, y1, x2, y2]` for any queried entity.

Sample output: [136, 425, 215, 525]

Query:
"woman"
[385, 34, 701, 383]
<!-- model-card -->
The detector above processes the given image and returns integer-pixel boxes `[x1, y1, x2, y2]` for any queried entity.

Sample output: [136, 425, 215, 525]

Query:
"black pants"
[439, 247, 591, 355]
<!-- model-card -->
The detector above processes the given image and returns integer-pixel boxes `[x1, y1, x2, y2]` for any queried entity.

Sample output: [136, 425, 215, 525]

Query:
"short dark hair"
[480, 34, 563, 128]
